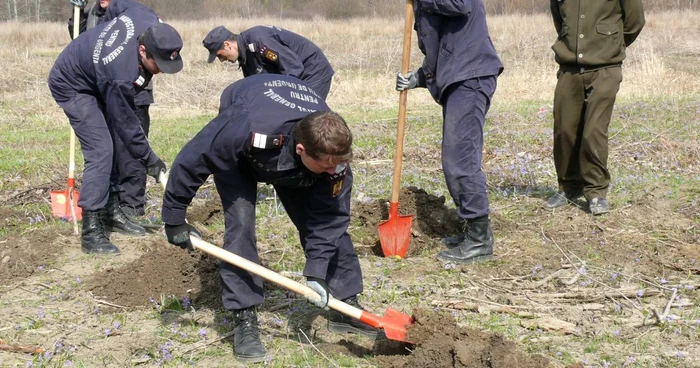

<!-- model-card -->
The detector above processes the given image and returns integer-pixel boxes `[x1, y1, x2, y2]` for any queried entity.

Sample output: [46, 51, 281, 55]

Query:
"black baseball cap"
[143, 23, 183, 74]
[203, 26, 234, 63]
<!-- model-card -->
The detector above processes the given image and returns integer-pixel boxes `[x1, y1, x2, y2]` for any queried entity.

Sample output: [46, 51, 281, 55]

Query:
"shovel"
[158, 172, 414, 342]
[50, 5, 83, 235]
[378, 0, 415, 259]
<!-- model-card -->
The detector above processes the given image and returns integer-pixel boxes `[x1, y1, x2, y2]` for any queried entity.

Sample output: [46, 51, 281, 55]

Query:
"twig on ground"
[431, 299, 537, 318]
[660, 287, 678, 324]
[0, 339, 44, 354]
[533, 269, 568, 288]
[561, 272, 580, 286]
[268, 301, 292, 312]
[94, 298, 126, 309]
[298, 329, 338, 368]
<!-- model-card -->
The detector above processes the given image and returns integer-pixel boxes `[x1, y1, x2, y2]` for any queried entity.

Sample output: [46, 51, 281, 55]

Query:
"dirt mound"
[0, 228, 65, 283]
[87, 240, 222, 309]
[353, 186, 463, 256]
[375, 309, 553, 368]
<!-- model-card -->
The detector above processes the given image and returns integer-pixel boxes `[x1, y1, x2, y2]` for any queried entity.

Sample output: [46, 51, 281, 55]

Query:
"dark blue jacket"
[414, 0, 503, 103]
[49, 0, 159, 164]
[68, 0, 156, 106]
[236, 26, 334, 87]
[162, 74, 350, 279]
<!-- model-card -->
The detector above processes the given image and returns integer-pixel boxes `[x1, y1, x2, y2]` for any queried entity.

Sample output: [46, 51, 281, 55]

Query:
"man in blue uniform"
[68, 0, 158, 218]
[161, 74, 377, 363]
[396, 0, 503, 264]
[49, 8, 184, 255]
[202, 25, 334, 99]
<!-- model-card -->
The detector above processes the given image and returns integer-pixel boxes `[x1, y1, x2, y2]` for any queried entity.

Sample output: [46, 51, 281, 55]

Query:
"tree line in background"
[1, 0, 697, 22]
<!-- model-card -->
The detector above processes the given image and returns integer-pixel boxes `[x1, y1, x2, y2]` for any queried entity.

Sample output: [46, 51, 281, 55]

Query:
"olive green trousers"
[552, 66, 622, 200]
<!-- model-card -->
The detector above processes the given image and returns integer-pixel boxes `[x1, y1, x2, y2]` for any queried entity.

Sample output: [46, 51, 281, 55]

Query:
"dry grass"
[2, 11, 698, 128]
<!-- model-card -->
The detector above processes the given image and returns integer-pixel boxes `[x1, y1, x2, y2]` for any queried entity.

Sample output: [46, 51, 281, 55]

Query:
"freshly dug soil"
[375, 308, 554, 368]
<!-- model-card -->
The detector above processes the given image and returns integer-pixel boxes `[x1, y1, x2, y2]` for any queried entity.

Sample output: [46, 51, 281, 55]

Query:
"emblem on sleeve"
[261, 46, 279, 62]
[331, 179, 344, 197]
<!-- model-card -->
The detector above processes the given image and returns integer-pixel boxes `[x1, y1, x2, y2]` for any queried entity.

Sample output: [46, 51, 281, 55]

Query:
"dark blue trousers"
[114, 105, 150, 212]
[213, 166, 362, 310]
[441, 76, 497, 220]
[54, 93, 119, 211]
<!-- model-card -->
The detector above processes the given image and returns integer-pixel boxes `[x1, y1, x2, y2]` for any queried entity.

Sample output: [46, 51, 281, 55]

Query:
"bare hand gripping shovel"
[378, 0, 415, 258]
[159, 172, 414, 342]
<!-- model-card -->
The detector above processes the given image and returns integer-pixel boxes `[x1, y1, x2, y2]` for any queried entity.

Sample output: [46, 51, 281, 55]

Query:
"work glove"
[164, 223, 202, 251]
[395, 70, 425, 91]
[146, 158, 167, 183]
[69, 0, 87, 8]
[306, 277, 330, 309]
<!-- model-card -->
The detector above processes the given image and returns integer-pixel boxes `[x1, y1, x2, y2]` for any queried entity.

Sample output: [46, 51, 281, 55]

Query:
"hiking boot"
[81, 209, 120, 255]
[588, 198, 609, 215]
[436, 216, 493, 264]
[545, 190, 583, 209]
[328, 295, 381, 339]
[105, 195, 146, 236]
[232, 307, 267, 363]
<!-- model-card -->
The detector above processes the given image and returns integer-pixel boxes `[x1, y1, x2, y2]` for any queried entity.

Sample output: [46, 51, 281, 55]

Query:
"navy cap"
[203, 26, 234, 63]
[143, 23, 183, 74]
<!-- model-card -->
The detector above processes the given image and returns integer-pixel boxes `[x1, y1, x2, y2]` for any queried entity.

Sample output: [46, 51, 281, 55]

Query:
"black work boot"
[232, 307, 267, 363]
[328, 295, 381, 339]
[81, 209, 120, 255]
[105, 195, 146, 236]
[545, 189, 583, 209]
[440, 233, 465, 248]
[436, 216, 493, 264]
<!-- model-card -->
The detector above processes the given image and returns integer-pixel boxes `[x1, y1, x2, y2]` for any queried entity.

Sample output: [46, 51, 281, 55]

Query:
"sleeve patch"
[260, 46, 279, 62]
[331, 179, 344, 197]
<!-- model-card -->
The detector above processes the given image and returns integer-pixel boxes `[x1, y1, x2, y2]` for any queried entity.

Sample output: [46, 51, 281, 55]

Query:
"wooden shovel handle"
[157, 172, 369, 324]
[68, 5, 80, 185]
[390, 0, 414, 204]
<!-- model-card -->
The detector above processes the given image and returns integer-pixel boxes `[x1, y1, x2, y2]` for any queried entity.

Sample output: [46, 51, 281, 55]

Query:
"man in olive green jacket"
[546, 0, 645, 215]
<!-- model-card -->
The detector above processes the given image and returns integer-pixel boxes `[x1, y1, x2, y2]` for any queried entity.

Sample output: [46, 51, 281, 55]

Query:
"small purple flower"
[170, 323, 179, 334]
[532, 264, 543, 274]
[26, 361, 33, 367]
[636, 290, 645, 297]
[104, 328, 111, 336]
[613, 330, 620, 336]
[602, 360, 611, 368]
[198, 328, 208, 340]
[75, 277, 82, 283]
[63, 361, 73, 367]
[38, 266, 44, 271]
[182, 296, 191, 309]
[270, 317, 284, 327]
[611, 272, 618, 280]
[555, 351, 562, 357]
[660, 278, 668, 284]
[635, 257, 641, 263]
[685, 285, 695, 291]
[578, 266, 586, 275]
[222, 318, 229, 325]
[615, 303, 621, 312]
[113, 321, 121, 330]
[676, 351, 685, 360]
[38, 310, 45, 319]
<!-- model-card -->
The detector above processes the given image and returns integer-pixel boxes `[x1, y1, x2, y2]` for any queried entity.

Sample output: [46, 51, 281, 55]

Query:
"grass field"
[1, 11, 699, 368]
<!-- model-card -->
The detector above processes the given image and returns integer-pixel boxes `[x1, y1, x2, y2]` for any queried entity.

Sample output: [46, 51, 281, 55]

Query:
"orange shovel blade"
[378, 202, 413, 258]
[381, 308, 415, 342]
[50, 189, 82, 221]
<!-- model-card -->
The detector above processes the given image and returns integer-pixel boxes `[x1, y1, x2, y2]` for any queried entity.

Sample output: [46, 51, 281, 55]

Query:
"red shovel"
[158, 172, 414, 342]
[378, 0, 415, 258]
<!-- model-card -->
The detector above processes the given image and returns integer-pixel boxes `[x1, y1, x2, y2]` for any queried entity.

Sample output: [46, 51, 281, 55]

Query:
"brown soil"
[0, 227, 66, 283]
[375, 308, 554, 368]
[353, 186, 463, 256]
[87, 239, 222, 309]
